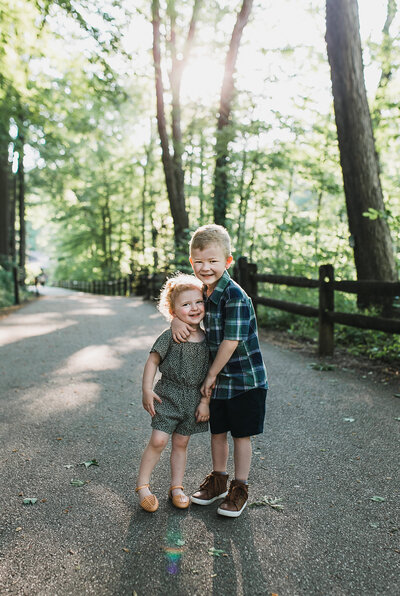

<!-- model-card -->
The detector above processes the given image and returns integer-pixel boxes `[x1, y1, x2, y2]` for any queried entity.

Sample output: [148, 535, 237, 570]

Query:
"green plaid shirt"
[204, 270, 268, 400]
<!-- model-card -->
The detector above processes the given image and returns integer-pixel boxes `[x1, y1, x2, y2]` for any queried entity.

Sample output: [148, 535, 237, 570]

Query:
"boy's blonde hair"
[158, 273, 203, 321]
[189, 224, 231, 259]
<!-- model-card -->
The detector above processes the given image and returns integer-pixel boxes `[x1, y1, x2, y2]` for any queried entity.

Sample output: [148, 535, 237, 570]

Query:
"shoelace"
[225, 483, 247, 504]
[199, 473, 214, 490]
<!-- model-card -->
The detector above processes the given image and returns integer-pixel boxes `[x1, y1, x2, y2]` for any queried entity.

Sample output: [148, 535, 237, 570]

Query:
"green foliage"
[0, 266, 14, 308]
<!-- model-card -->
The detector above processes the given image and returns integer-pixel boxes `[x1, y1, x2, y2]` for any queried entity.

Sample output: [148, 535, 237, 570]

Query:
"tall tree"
[325, 0, 398, 305]
[152, 0, 201, 251]
[213, 0, 253, 226]
[0, 115, 10, 260]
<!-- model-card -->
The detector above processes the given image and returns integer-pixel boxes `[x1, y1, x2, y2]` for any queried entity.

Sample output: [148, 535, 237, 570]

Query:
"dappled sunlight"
[56, 345, 122, 374]
[67, 307, 115, 316]
[0, 313, 76, 346]
[109, 334, 159, 355]
[23, 381, 101, 418]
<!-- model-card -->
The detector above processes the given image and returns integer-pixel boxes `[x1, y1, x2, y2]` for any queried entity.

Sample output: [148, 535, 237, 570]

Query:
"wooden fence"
[235, 257, 400, 356]
[55, 271, 168, 301]
[55, 259, 399, 356]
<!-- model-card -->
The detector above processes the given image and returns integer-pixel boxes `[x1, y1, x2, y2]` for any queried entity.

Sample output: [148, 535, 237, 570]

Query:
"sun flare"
[181, 57, 224, 103]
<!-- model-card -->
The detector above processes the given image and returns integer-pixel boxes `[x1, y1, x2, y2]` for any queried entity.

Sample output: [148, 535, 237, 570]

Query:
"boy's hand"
[142, 389, 162, 417]
[195, 400, 210, 422]
[201, 374, 216, 398]
[171, 316, 196, 343]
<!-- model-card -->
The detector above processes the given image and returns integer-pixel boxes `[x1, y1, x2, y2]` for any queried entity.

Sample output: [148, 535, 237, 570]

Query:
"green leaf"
[208, 548, 226, 557]
[343, 417, 355, 422]
[371, 496, 385, 502]
[176, 539, 185, 546]
[308, 362, 335, 371]
[23, 498, 37, 505]
[70, 479, 85, 487]
[394, 417, 400, 422]
[369, 522, 378, 528]
[80, 459, 99, 468]
[248, 496, 284, 511]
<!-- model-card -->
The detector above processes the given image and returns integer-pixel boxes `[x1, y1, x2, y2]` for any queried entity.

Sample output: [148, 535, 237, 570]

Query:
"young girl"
[135, 274, 210, 512]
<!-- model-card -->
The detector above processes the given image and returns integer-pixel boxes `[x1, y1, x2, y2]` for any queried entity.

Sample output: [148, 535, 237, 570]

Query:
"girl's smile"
[172, 288, 205, 327]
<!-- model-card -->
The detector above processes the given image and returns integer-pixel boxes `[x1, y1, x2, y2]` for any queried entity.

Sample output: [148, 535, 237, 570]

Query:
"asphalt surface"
[0, 288, 399, 596]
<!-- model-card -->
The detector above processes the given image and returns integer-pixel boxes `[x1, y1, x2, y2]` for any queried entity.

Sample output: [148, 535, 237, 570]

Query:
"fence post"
[319, 264, 334, 356]
[236, 256, 258, 311]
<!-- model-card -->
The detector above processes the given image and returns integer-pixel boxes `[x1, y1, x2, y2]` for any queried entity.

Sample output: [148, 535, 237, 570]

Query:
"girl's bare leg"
[136, 430, 169, 501]
[211, 432, 229, 473]
[170, 432, 190, 496]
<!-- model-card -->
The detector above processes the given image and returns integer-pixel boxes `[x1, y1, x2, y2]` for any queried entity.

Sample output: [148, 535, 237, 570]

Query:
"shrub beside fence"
[235, 257, 400, 356]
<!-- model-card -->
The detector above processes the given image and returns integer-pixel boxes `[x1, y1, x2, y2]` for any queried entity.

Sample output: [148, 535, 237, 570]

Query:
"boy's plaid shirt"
[204, 270, 268, 400]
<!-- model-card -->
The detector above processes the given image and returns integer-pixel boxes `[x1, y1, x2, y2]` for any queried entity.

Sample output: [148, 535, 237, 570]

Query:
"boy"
[172, 224, 268, 517]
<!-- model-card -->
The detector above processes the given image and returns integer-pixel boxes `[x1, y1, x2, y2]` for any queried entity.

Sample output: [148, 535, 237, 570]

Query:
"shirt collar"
[207, 269, 231, 304]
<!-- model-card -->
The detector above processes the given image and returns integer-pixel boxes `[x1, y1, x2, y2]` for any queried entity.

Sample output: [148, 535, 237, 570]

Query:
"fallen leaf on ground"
[208, 548, 226, 557]
[343, 417, 355, 422]
[308, 362, 335, 371]
[80, 459, 99, 468]
[249, 496, 284, 511]
[70, 479, 85, 487]
[23, 498, 37, 505]
[122, 548, 130, 553]
[371, 496, 385, 502]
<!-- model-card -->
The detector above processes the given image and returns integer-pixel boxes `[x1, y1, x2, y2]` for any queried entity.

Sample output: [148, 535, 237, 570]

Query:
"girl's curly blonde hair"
[158, 273, 204, 321]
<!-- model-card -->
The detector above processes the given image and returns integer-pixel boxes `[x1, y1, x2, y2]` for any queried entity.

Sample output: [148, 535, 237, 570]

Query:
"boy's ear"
[189, 256, 193, 268]
[225, 255, 233, 269]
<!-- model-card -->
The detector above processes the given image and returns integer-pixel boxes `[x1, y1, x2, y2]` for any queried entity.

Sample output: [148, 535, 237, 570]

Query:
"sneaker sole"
[217, 501, 247, 518]
[191, 491, 228, 505]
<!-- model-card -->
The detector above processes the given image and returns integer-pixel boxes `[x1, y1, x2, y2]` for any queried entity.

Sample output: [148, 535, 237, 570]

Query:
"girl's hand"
[142, 389, 162, 417]
[171, 316, 196, 343]
[201, 374, 216, 398]
[196, 401, 210, 422]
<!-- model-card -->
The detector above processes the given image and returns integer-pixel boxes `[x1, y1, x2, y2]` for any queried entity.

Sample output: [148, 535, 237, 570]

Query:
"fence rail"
[235, 257, 400, 356]
[54, 258, 400, 357]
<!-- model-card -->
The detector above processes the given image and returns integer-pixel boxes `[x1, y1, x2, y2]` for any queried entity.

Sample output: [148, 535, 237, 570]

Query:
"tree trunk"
[18, 143, 26, 283]
[325, 0, 398, 308]
[0, 125, 10, 261]
[213, 0, 253, 226]
[152, 0, 201, 251]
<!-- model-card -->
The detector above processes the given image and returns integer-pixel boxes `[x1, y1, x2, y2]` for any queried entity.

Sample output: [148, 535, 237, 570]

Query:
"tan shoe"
[135, 484, 159, 512]
[169, 485, 190, 509]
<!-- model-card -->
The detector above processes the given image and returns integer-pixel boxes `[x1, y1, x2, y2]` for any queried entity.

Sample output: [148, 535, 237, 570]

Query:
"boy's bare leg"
[211, 432, 229, 472]
[232, 436, 252, 481]
[136, 429, 169, 500]
[170, 432, 190, 496]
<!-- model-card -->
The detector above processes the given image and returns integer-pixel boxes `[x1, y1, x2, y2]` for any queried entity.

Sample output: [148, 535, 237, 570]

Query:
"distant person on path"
[136, 274, 210, 513]
[172, 224, 268, 518]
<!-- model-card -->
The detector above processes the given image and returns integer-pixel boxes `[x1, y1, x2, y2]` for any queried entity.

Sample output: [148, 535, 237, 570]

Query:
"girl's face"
[171, 288, 205, 326]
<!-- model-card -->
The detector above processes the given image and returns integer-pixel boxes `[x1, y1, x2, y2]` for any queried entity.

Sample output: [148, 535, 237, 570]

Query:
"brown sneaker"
[191, 471, 229, 505]
[217, 479, 248, 518]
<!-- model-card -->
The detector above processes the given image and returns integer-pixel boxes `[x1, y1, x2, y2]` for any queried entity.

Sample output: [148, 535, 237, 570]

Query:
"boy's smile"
[190, 244, 233, 293]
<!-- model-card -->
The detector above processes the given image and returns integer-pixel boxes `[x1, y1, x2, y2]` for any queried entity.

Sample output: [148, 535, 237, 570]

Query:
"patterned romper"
[150, 329, 210, 436]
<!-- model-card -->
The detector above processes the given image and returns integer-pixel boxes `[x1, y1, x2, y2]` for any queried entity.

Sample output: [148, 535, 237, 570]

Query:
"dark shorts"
[210, 387, 267, 438]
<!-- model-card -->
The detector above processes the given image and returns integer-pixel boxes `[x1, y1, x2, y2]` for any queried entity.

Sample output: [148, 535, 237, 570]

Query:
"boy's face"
[190, 243, 233, 292]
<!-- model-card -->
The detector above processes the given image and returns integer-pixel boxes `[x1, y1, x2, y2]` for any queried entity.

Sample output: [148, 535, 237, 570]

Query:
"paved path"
[0, 291, 399, 596]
